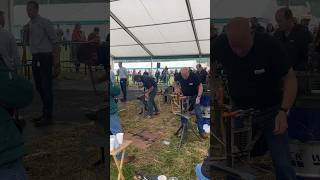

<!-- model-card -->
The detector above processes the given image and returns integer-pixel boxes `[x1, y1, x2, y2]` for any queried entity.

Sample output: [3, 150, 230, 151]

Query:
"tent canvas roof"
[110, 0, 210, 59]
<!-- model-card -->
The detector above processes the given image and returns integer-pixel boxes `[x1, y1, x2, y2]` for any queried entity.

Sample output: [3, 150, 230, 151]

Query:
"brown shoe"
[34, 118, 52, 127]
[154, 112, 160, 115]
[200, 133, 208, 139]
[124, 155, 135, 163]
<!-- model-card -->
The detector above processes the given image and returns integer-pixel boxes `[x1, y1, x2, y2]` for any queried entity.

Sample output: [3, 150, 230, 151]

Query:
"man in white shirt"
[27, 1, 58, 127]
[64, 28, 72, 42]
[118, 62, 128, 101]
[0, 11, 21, 73]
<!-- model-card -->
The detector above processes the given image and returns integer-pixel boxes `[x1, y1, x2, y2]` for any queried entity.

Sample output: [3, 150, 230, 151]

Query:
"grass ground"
[110, 99, 210, 179]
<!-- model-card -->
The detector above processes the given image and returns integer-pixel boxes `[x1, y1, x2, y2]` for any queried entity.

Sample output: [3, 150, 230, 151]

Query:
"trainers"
[200, 133, 208, 139]
[32, 115, 43, 123]
[34, 118, 52, 127]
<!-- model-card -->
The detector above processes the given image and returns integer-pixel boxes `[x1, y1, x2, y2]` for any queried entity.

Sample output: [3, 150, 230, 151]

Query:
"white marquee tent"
[110, 0, 210, 59]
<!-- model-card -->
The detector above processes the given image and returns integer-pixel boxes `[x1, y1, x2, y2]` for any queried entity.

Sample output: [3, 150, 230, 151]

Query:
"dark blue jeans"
[0, 159, 28, 180]
[147, 89, 159, 116]
[189, 96, 205, 135]
[32, 53, 53, 119]
[248, 106, 296, 180]
[119, 78, 127, 100]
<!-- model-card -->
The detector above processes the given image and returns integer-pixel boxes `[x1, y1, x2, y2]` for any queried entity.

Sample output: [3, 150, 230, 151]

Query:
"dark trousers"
[120, 78, 127, 100]
[32, 53, 53, 119]
[147, 89, 159, 116]
[235, 106, 296, 180]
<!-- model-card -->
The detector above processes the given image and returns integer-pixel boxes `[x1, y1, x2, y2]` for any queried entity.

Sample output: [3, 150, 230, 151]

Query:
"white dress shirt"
[119, 67, 128, 79]
[29, 15, 57, 54]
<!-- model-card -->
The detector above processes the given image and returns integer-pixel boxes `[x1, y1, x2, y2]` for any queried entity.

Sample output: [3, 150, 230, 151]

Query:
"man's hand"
[144, 93, 149, 101]
[274, 111, 288, 135]
[196, 96, 201, 104]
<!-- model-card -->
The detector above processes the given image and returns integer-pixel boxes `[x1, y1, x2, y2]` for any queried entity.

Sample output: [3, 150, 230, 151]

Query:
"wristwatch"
[279, 107, 288, 113]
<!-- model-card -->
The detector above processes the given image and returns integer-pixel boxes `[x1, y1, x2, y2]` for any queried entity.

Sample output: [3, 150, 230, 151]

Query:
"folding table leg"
[112, 154, 125, 180]
[119, 150, 126, 180]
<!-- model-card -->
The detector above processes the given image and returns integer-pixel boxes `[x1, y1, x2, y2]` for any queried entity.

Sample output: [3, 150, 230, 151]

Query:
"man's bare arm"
[281, 68, 297, 110]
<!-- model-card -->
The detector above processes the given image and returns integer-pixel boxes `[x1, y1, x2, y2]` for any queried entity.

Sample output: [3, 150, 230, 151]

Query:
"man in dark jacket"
[0, 56, 34, 179]
[274, 8, 313, 71]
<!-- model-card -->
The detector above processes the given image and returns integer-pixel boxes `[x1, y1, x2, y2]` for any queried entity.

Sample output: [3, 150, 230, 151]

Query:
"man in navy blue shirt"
[213, 17, 297, 180]
[174, 67, 207, 139]
[140, 75, 159, 118]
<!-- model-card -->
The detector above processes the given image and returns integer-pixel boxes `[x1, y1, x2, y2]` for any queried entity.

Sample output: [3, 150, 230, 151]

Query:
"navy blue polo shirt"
[274, 24, 313, 71]
[141, 76, 156, 89]
[174, 72, 200, 96]
[213, 33, 291, 109]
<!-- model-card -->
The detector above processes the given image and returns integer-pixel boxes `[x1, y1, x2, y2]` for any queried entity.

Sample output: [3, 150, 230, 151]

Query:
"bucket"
[289, 140, 320, 178]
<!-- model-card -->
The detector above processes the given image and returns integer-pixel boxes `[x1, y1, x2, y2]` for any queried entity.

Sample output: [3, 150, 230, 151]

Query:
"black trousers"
[120, 78, 127, 100]
[32, 53, 53, 119]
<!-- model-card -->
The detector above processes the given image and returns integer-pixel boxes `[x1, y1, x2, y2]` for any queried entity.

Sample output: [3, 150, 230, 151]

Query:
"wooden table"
[110, 140, 133, 180]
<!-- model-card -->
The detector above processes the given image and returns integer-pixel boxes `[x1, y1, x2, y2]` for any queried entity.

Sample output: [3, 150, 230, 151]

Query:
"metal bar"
[111, 39, 210, 47]
[185, 0, 202, 56]
[110, 11, 153, 57]
[114, 54, 210, 61]
[110, 18, 210, 30]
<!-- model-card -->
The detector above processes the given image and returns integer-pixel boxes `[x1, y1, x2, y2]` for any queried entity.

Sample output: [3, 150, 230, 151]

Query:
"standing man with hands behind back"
[118, 62, 128, 102]
[27, 1, 59, 127]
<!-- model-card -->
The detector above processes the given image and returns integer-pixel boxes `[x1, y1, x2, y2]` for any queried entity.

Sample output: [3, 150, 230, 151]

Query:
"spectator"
[0, 11, 21, 73]
[250, 17, 265, 33]
[56, 24, 64, 42]
[0, 57, 34, 180]
[274, 7, 313, 71]
[27, 0, 58, 127]
[71, 23, 84, 72]
[110, 81, 135, 163]
[266, 23, 275, 35]
[118, 62, 128, 102]
[196, 64, 208, 84]
[143, 70, 149, 76]
[155, 70, 160, 83]
[88, 27, 100, 44]
[64, 28, 71, 42]
[72, 23, 83, 42]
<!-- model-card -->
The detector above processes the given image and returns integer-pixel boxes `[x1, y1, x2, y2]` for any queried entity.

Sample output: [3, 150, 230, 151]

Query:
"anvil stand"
[174, 95, 201, 148]
[210, 109, 265, 180]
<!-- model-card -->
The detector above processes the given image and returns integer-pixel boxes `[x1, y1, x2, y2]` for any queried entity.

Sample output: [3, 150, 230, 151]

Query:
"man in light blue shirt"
[118, 62, 128, 101]
[27, 1, 58, 127]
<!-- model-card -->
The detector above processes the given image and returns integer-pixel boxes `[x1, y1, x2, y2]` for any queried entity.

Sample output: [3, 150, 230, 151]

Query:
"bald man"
[213, 17, 297, 180]
[274, 8, 313, 71]
[174, 67, 207, 139]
